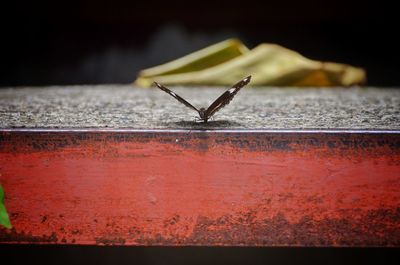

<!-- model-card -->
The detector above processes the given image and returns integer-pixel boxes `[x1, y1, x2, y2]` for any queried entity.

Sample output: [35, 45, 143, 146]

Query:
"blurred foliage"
[0, 184, 12, 229]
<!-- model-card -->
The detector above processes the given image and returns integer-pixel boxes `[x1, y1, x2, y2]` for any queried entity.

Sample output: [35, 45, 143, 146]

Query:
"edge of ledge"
[1, 128, 400, 134]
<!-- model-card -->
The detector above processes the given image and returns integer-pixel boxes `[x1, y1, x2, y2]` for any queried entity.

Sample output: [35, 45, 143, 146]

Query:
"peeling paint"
[0, 228, 58, 243]
[0, 130, 399, 246]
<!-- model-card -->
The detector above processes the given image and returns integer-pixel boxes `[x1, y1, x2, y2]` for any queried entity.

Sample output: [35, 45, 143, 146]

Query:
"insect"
[154, 76, 251, 123]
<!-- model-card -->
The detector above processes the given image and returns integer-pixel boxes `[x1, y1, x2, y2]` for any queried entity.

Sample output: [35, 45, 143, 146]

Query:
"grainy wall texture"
[0, 86, 398, 129]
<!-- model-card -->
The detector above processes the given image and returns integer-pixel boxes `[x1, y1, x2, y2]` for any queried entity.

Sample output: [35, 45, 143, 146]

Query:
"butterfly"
[154, 76, 251, 123]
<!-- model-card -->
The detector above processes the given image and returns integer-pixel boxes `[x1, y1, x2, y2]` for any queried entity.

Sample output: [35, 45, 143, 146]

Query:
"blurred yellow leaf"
[135, 40, 366, 87]
[136, 39, 248, 86]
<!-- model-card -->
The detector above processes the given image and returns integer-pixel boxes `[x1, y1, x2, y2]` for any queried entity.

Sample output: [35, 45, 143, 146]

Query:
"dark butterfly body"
[154, 76, 251, 123]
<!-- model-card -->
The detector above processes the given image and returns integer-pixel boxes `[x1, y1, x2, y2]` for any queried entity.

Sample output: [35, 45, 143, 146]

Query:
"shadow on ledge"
[171, 120, 243, 129]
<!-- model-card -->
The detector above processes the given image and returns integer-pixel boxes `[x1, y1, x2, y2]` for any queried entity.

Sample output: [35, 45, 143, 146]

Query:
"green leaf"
[0, 184, 12, 229]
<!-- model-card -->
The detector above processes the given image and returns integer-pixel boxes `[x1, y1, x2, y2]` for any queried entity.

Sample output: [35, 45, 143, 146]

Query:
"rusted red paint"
[0, 130, 399, 246]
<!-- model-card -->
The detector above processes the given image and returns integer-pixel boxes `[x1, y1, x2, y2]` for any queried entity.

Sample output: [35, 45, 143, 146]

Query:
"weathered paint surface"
[0, 130, 399, 246]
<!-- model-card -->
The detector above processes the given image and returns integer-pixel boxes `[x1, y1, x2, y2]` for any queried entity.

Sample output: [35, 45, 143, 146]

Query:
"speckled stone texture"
[0, 85, 399, 129]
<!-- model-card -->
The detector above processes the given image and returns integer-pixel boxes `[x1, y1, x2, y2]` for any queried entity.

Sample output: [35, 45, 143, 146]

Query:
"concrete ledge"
[0, 86, 399, 129]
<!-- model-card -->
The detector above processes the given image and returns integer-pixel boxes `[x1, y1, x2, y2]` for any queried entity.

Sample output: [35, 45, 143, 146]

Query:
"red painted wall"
[1, 130, 399, 246]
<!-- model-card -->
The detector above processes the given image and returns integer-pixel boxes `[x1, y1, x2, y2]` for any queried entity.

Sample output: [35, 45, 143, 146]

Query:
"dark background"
[1, 245, 400, 265]
[1, 0, 399, 87]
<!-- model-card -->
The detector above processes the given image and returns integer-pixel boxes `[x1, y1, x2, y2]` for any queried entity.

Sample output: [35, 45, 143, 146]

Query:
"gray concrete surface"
[0, 85, 399, 129]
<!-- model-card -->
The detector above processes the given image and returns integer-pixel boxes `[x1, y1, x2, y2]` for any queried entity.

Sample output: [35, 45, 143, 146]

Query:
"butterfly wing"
[205, 76, 251, 119]
[154, 82, 199, 113]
